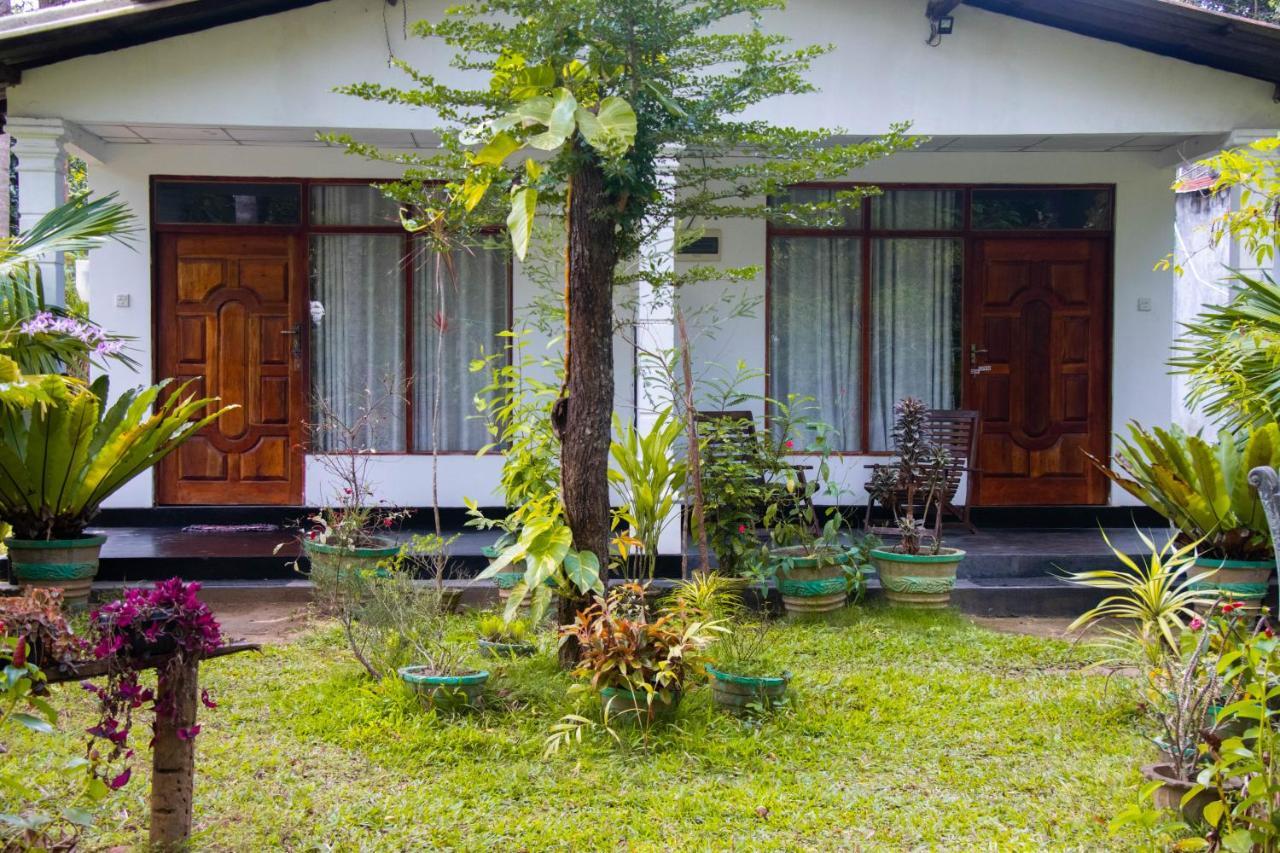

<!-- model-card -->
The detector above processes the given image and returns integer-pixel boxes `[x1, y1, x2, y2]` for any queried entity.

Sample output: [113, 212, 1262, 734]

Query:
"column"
[9, 116, 69, 306]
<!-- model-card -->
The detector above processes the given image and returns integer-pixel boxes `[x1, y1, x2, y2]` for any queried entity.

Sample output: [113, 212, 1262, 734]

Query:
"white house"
[0, 0, 1277, 520]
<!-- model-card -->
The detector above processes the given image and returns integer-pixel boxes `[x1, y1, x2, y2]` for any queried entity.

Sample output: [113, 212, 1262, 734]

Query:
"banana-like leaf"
[506, 186, 538, 260]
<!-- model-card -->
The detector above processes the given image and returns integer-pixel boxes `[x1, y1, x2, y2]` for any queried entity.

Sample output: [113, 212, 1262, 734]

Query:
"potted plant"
[706, 617, 790, 714]
[476, 614, 536, 658]
[608, 408, 687, 581]
[397, 618, 488, 711]
[866, 397, 966, 608]
[561, 582, 720, 725]
[0, 377, 228, 609]
[0, 588, 82, 670]
[1093, 423, 1280, 612]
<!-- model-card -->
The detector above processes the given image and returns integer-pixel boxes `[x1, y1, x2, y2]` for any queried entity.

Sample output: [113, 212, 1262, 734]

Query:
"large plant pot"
[1142, 763, 1220, 826]
[706, 665, 789, 714]
[399, 666, 489, 711]
[302, 537, 399, 606]
[5, 534, 107, 610]
[772, 547, 852, 615]
[600, 685, 681, 724]
[870, 547, 966, 608]
[1189, 557, 1273, 613]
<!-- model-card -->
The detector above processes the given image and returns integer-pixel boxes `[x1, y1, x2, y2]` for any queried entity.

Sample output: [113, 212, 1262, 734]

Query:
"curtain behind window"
[768, 236, 862, 451]
[309, 233, 406, 451]
[412, 246, 507, 451]
[868, 238, 962, 449]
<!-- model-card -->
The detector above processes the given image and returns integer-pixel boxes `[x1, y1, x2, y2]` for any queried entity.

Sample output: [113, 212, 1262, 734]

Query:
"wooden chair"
[864, 408, 980, 535]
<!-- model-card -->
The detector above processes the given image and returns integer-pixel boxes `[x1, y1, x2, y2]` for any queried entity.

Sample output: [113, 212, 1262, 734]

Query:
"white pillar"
[9, 117, 69, 306]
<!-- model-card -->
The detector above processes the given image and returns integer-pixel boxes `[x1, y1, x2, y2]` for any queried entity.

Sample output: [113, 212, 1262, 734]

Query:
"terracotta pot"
[771, 546, 853, 615]
[1189, 557, 1274, 613]
[870, 547, 966, 608]
[5, 534, 107, 610]
[1142, 762, 1220, 826]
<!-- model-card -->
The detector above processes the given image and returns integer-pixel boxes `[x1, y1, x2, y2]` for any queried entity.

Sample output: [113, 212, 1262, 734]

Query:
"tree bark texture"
[558, 157, 619, 667]
[150, 658, 199, 851]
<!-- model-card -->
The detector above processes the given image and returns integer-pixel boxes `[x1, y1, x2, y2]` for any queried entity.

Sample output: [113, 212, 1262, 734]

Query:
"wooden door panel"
[967, 238, 1109, 506]
[156, 233, 304, 505]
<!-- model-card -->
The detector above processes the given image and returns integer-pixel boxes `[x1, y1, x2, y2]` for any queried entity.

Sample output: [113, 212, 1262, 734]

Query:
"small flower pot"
[1189, 557, 1274, 613]
[5, 534, 108, 610]
[870, 547, 966, 608]
[600, 685, 681, 724]
[706, 665, 790, 714]
[477, 638, 536, 658]
[399, 666, 489, 711]
[1142, 762, 1220, 826]
[772, 547, 853, 615]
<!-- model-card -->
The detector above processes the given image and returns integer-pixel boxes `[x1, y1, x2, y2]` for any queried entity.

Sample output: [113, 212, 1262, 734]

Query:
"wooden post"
[149, 658, 199, 850]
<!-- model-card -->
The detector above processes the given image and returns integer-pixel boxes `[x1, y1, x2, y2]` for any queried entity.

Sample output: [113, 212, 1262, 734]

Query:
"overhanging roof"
[962, 0, 1280, 87]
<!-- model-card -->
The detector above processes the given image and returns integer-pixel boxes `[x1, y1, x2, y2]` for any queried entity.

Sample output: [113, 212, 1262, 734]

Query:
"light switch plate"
[115, 294, 131, 308]
[1136, 297, 1152, 312]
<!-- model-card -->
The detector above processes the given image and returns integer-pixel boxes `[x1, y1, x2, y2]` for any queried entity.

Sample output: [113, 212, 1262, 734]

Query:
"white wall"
[679, 149, 1181, 506]
[9, 0, 1279, 135]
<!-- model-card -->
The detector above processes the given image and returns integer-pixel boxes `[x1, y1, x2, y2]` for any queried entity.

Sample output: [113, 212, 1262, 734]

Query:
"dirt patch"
[969, 615, 1081, 641]
[198, 587, 314, 645]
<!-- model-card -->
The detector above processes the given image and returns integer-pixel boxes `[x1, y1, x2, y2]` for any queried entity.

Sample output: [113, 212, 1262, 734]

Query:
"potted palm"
[476, 614, 536, 658]
[1, 377, 227, 608]
[866, 397, 966, 608]
[1094, 423, 1280, 612]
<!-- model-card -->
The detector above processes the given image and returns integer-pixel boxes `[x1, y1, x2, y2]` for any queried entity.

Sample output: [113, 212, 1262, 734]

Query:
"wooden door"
[966, 238, 1110, 506]
[155, 233, 304, 505]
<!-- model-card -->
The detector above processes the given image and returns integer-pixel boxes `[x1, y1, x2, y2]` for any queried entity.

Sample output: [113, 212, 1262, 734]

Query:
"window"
[767, 185, 1108, 452]
[154, 181, 301, 225]
[307, 183, 508, 453]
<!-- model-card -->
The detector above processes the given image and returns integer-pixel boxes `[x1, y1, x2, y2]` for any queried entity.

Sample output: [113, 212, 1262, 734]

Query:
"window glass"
[868, 239, 963, 450]
[154, 181, 300, 225]
[309, 234, 406, 452]
[310, 183, 402, 227]
[767, 187, 861, 229]
[971, 188, 1112, 230]
[871, 189, 964, 230]
[412, 245, 508, 451]
[768, 235, 862, 451]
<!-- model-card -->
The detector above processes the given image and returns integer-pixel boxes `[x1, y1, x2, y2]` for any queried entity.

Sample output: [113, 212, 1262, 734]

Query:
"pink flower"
[738, 524, 747, 534]
[1189, 617, 1205, 630]
[108, 768, 132, 790]
[382, 517, 393, 528]
[785, 440, 794, 449]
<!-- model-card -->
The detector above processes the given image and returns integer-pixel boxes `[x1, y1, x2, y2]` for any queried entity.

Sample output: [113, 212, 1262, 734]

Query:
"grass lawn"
[8, 606, 1162, 850]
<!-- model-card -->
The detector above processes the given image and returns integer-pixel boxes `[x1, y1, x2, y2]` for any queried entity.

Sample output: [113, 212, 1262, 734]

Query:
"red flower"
[382, 517, 393, 528]
[1265, 628, 1276, 640]
[738, 524, 747, 534]
[785, 440, 794, 449]
[11, 636, 25, 667]
[308, 530, 318, 540]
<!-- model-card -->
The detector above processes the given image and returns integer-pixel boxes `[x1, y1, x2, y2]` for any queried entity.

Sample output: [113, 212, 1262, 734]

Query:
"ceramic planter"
[870, 547, 967, 608]
[706, 665, 790, 714]
[301, 536, 399, 601]
[600, 685, 681, 724]
[1189, 557, 1274, 612]
[5, 534, 108, 610]
[399, 666, 489, 711]
[1142, 763, 1220, 826]
[771, 546, 853, 615]
[477, 638, 536, 658]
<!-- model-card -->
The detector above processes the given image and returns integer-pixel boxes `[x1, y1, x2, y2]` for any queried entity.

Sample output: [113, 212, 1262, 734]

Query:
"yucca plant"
[608, 408, 688, 580]
[0, 376, 231, 539]
[1089, 422, 1280, 561]
[1063, 530, 1215, 665]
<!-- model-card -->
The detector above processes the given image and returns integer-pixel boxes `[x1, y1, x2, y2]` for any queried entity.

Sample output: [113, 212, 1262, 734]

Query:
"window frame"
[765, 182, 1115, 456]
[150, 175, 514, 456]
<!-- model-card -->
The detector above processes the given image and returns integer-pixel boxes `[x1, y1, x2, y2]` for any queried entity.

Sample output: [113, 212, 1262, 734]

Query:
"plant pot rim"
[706, 664, 790, 687]
[1140, 762, 1197, 790]
[303, 536, 399, 557]
[398, 666, 489, 686]
[1192, 556, 1275, 570]
[477, 637, 535, 652]
[5, 534, 108, 548]
[600, 684, 680, 699]
[870, 547, 966, 563]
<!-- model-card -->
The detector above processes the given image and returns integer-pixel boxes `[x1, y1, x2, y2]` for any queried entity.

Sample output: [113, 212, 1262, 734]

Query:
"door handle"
[969, 365, 992, 375]
[969, 344, 989, 366]
[280, 323, 303, 359]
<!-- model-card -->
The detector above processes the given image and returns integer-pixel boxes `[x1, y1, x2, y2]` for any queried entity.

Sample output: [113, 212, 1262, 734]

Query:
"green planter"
[302, 537, 399, 606]
[600, 685, 681, 724]
[870, 547, 966, 609]
[772, 546, 853, 615]
[706, 665, 789, 714]
[5, 534, 107, 610]
[477, 638, 536, 658]
[399, 666, 489, 711]
[1189, 557, 1274, 612]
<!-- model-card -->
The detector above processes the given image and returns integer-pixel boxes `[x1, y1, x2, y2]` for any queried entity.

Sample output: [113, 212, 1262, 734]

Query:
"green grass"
[7, 606, 1163, 850]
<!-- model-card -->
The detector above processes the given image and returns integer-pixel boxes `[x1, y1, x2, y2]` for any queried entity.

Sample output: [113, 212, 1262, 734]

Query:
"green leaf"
[459, 175, 491, 212]
[563, 549, 603, 595]
[507, 186, 538, 261]
[472, 132, 520, 167]
[61, 807, 96, 827]
[577, 96, 637, 157]
[12, 712, 53, 734]
[1222, 830, 1255, 853]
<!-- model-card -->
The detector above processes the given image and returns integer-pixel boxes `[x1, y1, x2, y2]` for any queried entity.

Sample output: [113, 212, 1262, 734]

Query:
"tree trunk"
[557, 156, 619, 668]
[150, 658, 199, 851]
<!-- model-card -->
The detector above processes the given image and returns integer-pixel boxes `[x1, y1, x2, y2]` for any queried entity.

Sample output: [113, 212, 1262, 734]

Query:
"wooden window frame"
[150, 176, 514, 456]
[765, 182, 1115, 456]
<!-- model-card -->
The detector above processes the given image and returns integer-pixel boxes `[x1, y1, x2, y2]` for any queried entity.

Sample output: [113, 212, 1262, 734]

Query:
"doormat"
[180, 524, 282, 534]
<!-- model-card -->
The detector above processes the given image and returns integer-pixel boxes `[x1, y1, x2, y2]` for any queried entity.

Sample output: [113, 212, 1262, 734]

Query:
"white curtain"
[309, 233, 406, 452]
[412, 246, 506, 451]
[768, 236, 862, 451]
[869, 238, 963, 450]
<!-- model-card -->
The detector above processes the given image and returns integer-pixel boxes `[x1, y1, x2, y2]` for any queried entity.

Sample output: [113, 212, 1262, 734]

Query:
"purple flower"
[176, 725, 201, 741]
[108, 768, 132, 790]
